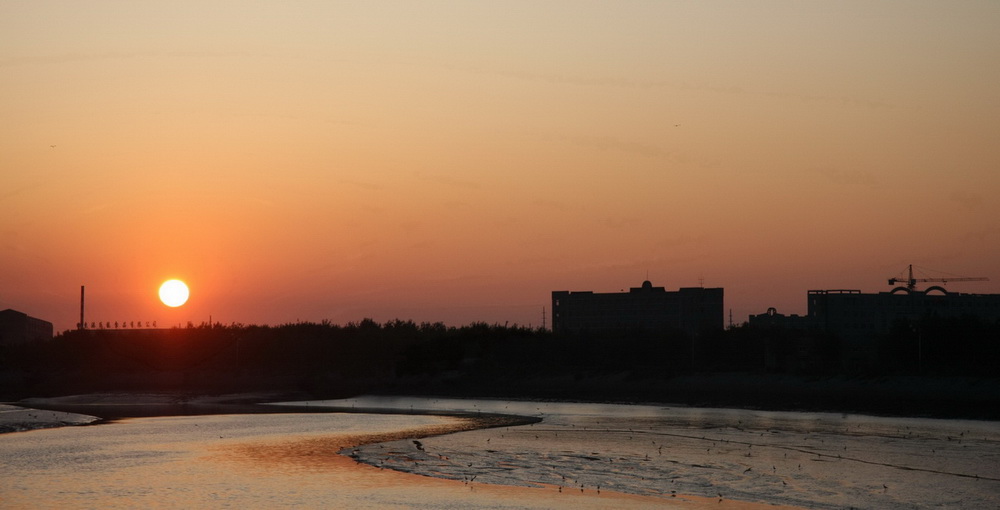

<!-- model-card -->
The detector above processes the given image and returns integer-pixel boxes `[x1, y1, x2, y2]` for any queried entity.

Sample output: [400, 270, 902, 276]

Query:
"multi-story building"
[551, 280, 724, 336]
[751, 287, 1000, 369]
[807, 287, 1000, 335]
[0, 309, 53, 345]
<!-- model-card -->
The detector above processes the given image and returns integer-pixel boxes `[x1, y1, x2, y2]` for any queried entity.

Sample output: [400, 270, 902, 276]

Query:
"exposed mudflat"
[302, 396, 1000, 510]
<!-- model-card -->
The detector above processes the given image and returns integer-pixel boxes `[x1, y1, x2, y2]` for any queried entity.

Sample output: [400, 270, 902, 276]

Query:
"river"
[1, 396, 997, 508]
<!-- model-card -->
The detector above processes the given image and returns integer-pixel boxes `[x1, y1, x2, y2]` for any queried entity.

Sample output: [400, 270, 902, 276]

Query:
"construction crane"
[887, 264, 988, 291]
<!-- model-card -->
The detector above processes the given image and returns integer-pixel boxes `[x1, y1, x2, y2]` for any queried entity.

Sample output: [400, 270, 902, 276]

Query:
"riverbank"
[0, 391, 541, 435]
[10, 322, 999, 421]
[6, 369, 1000, 437]
[0, 403, 99, 433]
[381, 373, 1000, 420]
[6, 371, 998, 436]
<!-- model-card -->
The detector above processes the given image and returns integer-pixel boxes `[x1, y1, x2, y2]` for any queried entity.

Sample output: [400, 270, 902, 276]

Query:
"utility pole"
[80, 285, 85, 330]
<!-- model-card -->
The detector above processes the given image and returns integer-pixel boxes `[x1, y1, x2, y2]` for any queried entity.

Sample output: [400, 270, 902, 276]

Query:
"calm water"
[0, 408, 688, 509]
[1, 397, 998, 509]
[0, 413, 449, 508]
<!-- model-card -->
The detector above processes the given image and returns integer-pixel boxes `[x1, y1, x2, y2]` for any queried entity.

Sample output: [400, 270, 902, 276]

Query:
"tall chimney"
[80, 285, 85, 330]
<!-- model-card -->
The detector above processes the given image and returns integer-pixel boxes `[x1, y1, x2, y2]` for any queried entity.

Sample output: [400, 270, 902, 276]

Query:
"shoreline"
[0, 392, 544, 435]
[5, 372, 998, 421]
[210, 400, 805, 510]
[1, 395, 808, 509]
[5, 375, 999, 436]
[327, 396, 1000, 509]
[6, 394, 994, 508]
[379, 373, 1000, 421]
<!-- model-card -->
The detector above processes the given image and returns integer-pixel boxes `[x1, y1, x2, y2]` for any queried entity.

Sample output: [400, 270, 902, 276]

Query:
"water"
[0, 413, 450, 508]
[295, 397, 1000, 509]
[1, 396, 997, 509]
[0, 408, 686, 509]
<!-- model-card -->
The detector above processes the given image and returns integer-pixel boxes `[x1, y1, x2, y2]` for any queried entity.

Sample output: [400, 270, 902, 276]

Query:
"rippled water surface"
[0, 413, 449, 508]
[303, 397, 1000, 509]
[0, 409, 699, 509]
[1, 397, 997, 509]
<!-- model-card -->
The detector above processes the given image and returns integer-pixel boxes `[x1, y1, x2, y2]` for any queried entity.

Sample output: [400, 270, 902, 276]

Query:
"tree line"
[1, 316, 997, 403]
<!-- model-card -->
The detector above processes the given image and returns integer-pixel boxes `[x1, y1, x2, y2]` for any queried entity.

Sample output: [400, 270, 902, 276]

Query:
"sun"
[159, 279, 190, 307]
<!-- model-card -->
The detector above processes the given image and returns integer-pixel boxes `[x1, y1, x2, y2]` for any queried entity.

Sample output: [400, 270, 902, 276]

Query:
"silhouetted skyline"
[3, 2, 998, 333]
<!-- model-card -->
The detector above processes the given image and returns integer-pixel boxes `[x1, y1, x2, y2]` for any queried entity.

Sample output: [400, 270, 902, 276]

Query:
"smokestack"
[80, 285, 85, 330]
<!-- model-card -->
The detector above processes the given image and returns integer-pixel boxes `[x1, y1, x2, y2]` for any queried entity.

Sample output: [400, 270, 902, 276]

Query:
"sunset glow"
[2, 2, 998, 332]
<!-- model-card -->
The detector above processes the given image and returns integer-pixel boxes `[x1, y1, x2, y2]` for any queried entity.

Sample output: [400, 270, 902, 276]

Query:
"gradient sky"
[3, 1, 999, 333]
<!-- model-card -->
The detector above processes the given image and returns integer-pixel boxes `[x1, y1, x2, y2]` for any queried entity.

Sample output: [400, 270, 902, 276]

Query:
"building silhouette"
[552, 280, 724, 336]
[0, 309, 53, 345]
[750, 286, 1000, 369]
[807, 287, 1000, 332]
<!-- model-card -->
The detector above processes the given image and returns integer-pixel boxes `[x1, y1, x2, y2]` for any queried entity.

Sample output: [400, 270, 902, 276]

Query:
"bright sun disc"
[159, 280, 190, 307]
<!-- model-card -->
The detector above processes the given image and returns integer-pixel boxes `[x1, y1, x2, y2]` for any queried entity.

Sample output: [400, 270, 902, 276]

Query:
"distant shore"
[377, 373, 1000, 421]
[5, 372, 999, 436]
[8, 323, 998, 424]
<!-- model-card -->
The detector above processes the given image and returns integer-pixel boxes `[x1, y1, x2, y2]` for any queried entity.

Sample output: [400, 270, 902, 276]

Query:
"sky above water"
[3, 1, 999, 332]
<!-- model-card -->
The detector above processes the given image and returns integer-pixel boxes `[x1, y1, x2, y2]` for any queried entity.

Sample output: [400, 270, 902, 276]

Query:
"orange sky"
[3, 1, 999, 333]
